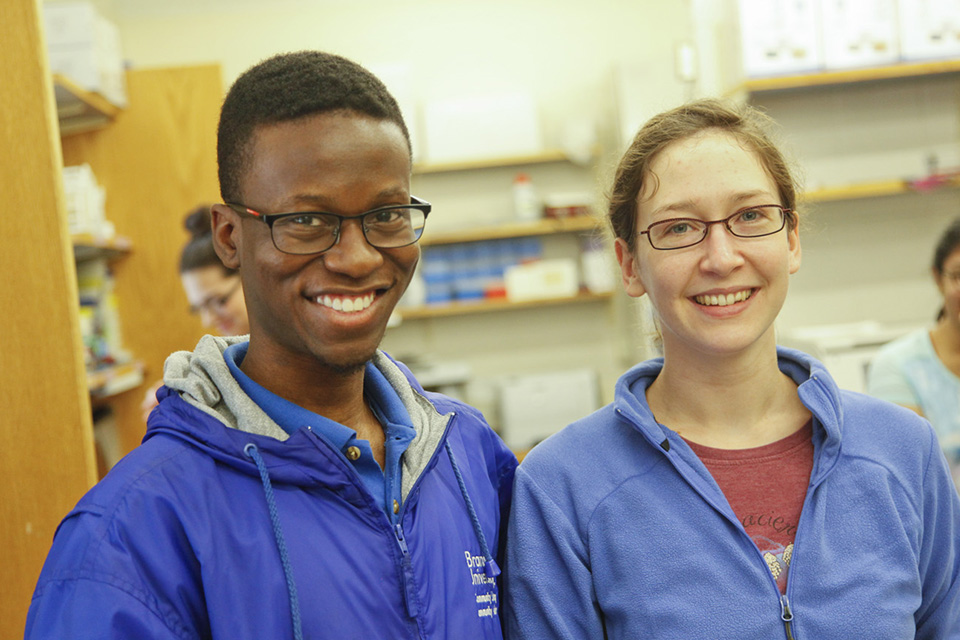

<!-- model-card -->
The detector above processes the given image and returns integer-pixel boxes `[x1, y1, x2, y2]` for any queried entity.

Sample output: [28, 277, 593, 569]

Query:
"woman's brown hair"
[608, 98, 799, 253]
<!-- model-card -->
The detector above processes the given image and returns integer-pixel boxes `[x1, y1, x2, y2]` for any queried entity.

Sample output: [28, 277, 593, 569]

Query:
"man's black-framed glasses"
[226, 196, 431, 255]
[639, 204, 792, 250]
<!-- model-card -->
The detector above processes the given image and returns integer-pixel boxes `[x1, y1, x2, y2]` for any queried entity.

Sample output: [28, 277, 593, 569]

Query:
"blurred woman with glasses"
[141, 205, 250, 421]
[179, 205, 250, 337]
[868, 218, 960, 488]
[504, 99, 960, 639]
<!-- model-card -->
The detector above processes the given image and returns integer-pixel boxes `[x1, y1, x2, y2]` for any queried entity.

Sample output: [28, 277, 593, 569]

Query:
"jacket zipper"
[394, 523, 420, 616]
[308, 407, 460, 634]
[780, 594, 796, 640]
[390, 408, 457, 637]
[620, 413, 809, 639]
[305, 418, 446, 637]
[615, 370, 843, 640]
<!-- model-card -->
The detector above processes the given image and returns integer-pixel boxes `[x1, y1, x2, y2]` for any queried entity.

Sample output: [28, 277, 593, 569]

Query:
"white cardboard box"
[738, 0, 823, 77]
[422, 92, 542, 163]
[504, 259, 579, 302]
[44, 3, 127, 106]
[898, 0, 960, 61]
[819, 0, 900, 70]
[43, 1, 99, 47]
[499, 369, 599, 451]
[48, 43, 102, 92]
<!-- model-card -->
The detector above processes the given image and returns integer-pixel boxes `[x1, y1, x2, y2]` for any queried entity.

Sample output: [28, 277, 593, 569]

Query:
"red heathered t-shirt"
[684, 420, 814, 593]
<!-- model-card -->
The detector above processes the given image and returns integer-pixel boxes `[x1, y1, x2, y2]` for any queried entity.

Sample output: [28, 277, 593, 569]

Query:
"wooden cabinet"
[59, 64, 223, 457]
[2, 3, 223, 633]
[2, 2, 97, 635]
[72, 233, 145, 401]
[54, 73, 121, 136]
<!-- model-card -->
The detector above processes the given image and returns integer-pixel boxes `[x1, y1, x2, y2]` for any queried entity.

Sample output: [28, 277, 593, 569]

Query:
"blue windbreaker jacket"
[27, 337, 517, 639]
[505, 347, 960, 639]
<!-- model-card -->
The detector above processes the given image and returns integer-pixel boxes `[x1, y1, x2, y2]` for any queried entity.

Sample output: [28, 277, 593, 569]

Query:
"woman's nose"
[199, 307, 217, 329]
[699, 223, 744, 274]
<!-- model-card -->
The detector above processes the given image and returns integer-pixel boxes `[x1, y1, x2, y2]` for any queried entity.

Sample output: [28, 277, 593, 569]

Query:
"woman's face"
[935, 247, 960, 327]
[615, 130, 801, 364]
[181, 265, 250, 336]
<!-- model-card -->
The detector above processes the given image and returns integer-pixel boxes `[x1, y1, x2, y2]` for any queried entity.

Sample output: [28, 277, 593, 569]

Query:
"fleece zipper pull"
[780, 594, 796, 640]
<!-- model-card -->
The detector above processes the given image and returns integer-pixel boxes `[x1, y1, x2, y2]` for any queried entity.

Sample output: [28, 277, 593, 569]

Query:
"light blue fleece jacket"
[504, 347, 960, 639]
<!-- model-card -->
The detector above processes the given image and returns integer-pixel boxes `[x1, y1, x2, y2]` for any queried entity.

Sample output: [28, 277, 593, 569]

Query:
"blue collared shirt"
[223, 342, 416, 523]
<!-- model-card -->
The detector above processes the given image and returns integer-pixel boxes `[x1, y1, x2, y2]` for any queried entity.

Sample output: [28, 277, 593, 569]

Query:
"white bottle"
[512, 173, 541, 221]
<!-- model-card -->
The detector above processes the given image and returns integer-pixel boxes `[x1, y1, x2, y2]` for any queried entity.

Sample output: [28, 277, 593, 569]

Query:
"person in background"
[179, 204, 250, 337]
[27, 50, 516, 639]
[867, 217, 960, 488]
[140, 206, 251, 422]
[504, 99, 960, 638]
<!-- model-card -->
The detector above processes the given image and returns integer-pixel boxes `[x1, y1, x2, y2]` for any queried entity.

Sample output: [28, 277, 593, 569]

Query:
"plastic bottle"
[512, 173, 541, 221]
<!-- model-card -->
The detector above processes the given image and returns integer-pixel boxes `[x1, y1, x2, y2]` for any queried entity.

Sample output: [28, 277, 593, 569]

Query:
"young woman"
[504, 99, 960, 639]
[141, 206, 250, 421]
[178, 205, 249, 337]
[868, 218, 960, 488]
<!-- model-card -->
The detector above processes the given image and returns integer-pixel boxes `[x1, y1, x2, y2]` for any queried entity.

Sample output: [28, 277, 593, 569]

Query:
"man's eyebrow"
[278, 187, 410, 211]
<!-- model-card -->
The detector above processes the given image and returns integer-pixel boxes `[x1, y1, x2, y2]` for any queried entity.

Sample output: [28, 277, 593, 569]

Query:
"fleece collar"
[612, 346, 844, 480]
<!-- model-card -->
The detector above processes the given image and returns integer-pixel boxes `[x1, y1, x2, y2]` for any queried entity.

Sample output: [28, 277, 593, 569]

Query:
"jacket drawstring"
[444, 440, 501, 578]
[244, 443, 304, 640]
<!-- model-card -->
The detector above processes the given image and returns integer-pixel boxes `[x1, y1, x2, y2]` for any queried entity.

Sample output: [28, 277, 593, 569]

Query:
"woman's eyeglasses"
[189, 278, 242, 315]
[638, 205, 793, 250]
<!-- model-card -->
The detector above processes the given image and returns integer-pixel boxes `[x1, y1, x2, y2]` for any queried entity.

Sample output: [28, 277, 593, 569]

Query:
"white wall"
[102, 0, 694, 161]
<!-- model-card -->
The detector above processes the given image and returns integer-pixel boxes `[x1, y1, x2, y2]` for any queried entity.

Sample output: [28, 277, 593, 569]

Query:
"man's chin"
[327, 359, 370, 376]
[320, 348, 378, 376]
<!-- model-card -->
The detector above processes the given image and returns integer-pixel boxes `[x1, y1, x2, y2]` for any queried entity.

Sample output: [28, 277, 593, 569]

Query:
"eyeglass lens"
[190, 279, 241, 315]
[647, 206, 785, 250]
[272, 207, 426, 255]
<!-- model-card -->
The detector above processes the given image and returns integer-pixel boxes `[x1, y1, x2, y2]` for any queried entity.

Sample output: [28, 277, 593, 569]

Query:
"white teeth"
[696, 289, 752, 306]
[315, 293, 375, 313]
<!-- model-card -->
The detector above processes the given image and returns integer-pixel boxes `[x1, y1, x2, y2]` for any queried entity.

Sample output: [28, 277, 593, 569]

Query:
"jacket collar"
[148, 335, 452, 497]
[612, 346, 843, 479]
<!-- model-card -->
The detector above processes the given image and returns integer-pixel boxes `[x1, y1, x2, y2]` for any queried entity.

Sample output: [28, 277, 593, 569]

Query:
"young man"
[27, 51, 517, 639]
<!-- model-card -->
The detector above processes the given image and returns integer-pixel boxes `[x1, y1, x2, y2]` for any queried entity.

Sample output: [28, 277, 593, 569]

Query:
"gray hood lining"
[163, 335, 451, 500]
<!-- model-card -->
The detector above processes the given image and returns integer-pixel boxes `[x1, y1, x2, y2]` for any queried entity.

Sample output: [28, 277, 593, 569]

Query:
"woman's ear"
[787, 222, 802, 275]
[615, 237, 647, 298]
[210, 204, 242, 269]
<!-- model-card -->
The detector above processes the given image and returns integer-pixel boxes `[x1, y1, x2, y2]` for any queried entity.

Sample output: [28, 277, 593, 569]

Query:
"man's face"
[215, 111, 418, 376]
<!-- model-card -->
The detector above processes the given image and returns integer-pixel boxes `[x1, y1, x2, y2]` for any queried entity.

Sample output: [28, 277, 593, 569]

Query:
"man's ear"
[614, 237, 647, 298]
[210, 204, 243, 269]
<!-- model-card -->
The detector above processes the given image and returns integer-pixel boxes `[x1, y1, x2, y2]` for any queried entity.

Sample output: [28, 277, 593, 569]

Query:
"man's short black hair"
[217, 50, 411, 203]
